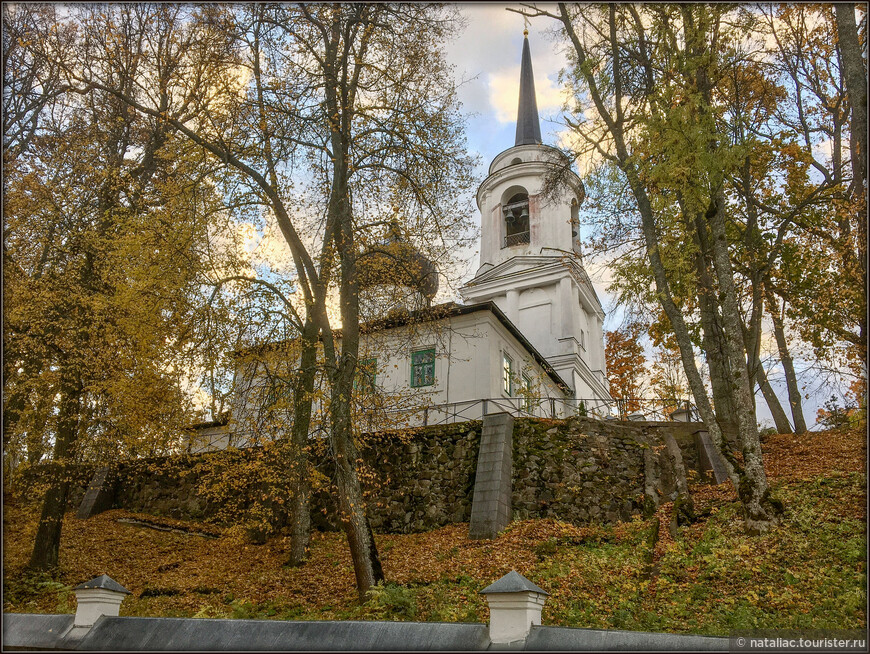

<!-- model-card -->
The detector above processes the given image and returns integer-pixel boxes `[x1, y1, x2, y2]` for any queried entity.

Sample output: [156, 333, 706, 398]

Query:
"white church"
[190, 35, 612, 451]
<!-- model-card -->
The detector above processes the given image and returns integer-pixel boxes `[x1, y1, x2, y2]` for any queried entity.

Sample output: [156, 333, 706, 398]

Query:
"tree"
[2, 4, 73, 162]
[604, 322, 647, 417]
[64, 4, 476, 596]
[755, 4, 865, 430]
[834, 5, 867, 361]
[515, 3, 784, 532]
[3, 4, 243, 569]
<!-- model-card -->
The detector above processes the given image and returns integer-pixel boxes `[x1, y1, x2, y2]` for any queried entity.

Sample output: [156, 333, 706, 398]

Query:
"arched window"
[503, 191, 530, 247]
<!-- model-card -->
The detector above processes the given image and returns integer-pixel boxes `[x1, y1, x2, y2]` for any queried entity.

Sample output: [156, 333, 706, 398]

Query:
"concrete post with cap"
[73, 574, 132, 628]
[480, 570, 549, 644]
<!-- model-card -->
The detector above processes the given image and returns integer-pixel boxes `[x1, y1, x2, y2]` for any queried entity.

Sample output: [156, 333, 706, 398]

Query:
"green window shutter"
[355, 358, 377, 392]
[265, 378, 292, 408]
[411, 349, 435, 387]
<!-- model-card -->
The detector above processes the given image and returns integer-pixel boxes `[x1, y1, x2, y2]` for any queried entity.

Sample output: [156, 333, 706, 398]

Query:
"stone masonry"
[23, 416, 718, 535]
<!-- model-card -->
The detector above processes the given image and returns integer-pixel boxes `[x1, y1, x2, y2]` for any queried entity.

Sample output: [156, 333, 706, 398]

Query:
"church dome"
[356, 222, 439, 301]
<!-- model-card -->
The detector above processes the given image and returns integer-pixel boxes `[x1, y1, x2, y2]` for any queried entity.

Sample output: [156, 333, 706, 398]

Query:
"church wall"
[590, 316, 606, 382]
[517, 286, 556, 358]
[461, 258, 610, 402]
[218, 308, 568, 444]
[485, 312, 566, 402]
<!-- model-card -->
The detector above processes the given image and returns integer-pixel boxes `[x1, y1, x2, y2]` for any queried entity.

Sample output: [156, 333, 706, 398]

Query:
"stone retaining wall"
[311, 422, 482, 533]
[19, 417, 708, 534]
[16, 462, 98, 510]
[512, 417, 648, 524]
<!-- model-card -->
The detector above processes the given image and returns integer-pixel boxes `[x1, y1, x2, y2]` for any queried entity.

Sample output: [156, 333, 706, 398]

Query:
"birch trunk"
[707, 192, 781, 533]
[755, 366, 793, 435]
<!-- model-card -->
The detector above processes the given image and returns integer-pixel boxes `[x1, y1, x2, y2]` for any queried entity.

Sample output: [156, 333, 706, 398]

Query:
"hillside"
[3, 426, 865, 635]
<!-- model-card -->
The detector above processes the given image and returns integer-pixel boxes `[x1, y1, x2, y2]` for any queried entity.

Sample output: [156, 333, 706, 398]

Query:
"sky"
[437, 4, 841, 430]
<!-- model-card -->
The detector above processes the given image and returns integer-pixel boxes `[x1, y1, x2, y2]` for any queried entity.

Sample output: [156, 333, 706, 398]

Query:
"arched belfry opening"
[503, 189, 530, 248]
[571, 198, 582, 257]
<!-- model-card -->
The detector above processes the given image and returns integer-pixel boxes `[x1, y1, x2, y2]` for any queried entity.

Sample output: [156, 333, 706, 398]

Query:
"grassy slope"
[3, 426, 865, 635]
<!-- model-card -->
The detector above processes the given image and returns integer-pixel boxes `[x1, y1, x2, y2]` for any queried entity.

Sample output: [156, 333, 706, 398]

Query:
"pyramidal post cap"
[480, 570, 549, 596]
[74, 574, 132, 595]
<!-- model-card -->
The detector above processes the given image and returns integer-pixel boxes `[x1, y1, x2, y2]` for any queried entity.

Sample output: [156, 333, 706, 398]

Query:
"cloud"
[487, 66, 568, 124]
[448, 5, 568, 124]
[250, 213, 295, 272]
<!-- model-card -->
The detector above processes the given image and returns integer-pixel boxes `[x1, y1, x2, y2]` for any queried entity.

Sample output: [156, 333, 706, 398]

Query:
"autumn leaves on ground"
[4, 426, 865, 635]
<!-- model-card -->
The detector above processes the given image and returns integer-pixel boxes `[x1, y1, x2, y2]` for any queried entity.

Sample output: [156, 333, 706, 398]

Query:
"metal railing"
[605, 397, 699, 422]
[183, 396, 700, 452]
[375, 396, 699, 427]
[503, 231, 530, 248]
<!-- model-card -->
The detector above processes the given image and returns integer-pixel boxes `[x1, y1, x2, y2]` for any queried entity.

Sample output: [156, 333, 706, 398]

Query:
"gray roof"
[3, 613, 76, 650]
[525, 625, 729, 651]
[515, 35, 542, 146]
[2, 613, 731, 651]
[480, 570, 549, 596]
[234, 301, 573, 395]
[74, 574, 132, 594]
[77, 617, 490, 651]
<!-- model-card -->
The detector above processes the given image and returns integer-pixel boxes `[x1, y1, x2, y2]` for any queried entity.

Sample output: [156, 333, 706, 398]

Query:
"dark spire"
[515, 31, 542, 146]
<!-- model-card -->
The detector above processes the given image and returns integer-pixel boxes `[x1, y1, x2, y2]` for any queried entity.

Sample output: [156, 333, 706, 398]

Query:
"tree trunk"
[622, 164, 741, 488]
[324, 73, 385, 596]
[834, 3, 867, 365]
[286, 318, 318, 567]
[688, 210, 741, 447]
[836, 4, 867, 191]
[755, 365, 793, 434]
[765, 286, 807, 434]
[331, 228, 385, 597]
[331, 372, 385, 599]
[688, 7, 780, 533]
[706, 192, 781, 533]
[662, 433, 695, 525]
[28, 376, 81, 571]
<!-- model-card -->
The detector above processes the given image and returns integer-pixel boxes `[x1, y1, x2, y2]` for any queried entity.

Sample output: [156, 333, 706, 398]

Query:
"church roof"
[515, 34, 542, 146]
[184, 413, 230, 432]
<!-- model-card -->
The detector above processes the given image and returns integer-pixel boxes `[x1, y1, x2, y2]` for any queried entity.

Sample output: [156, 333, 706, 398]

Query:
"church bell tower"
[459, 31, 610, 402]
